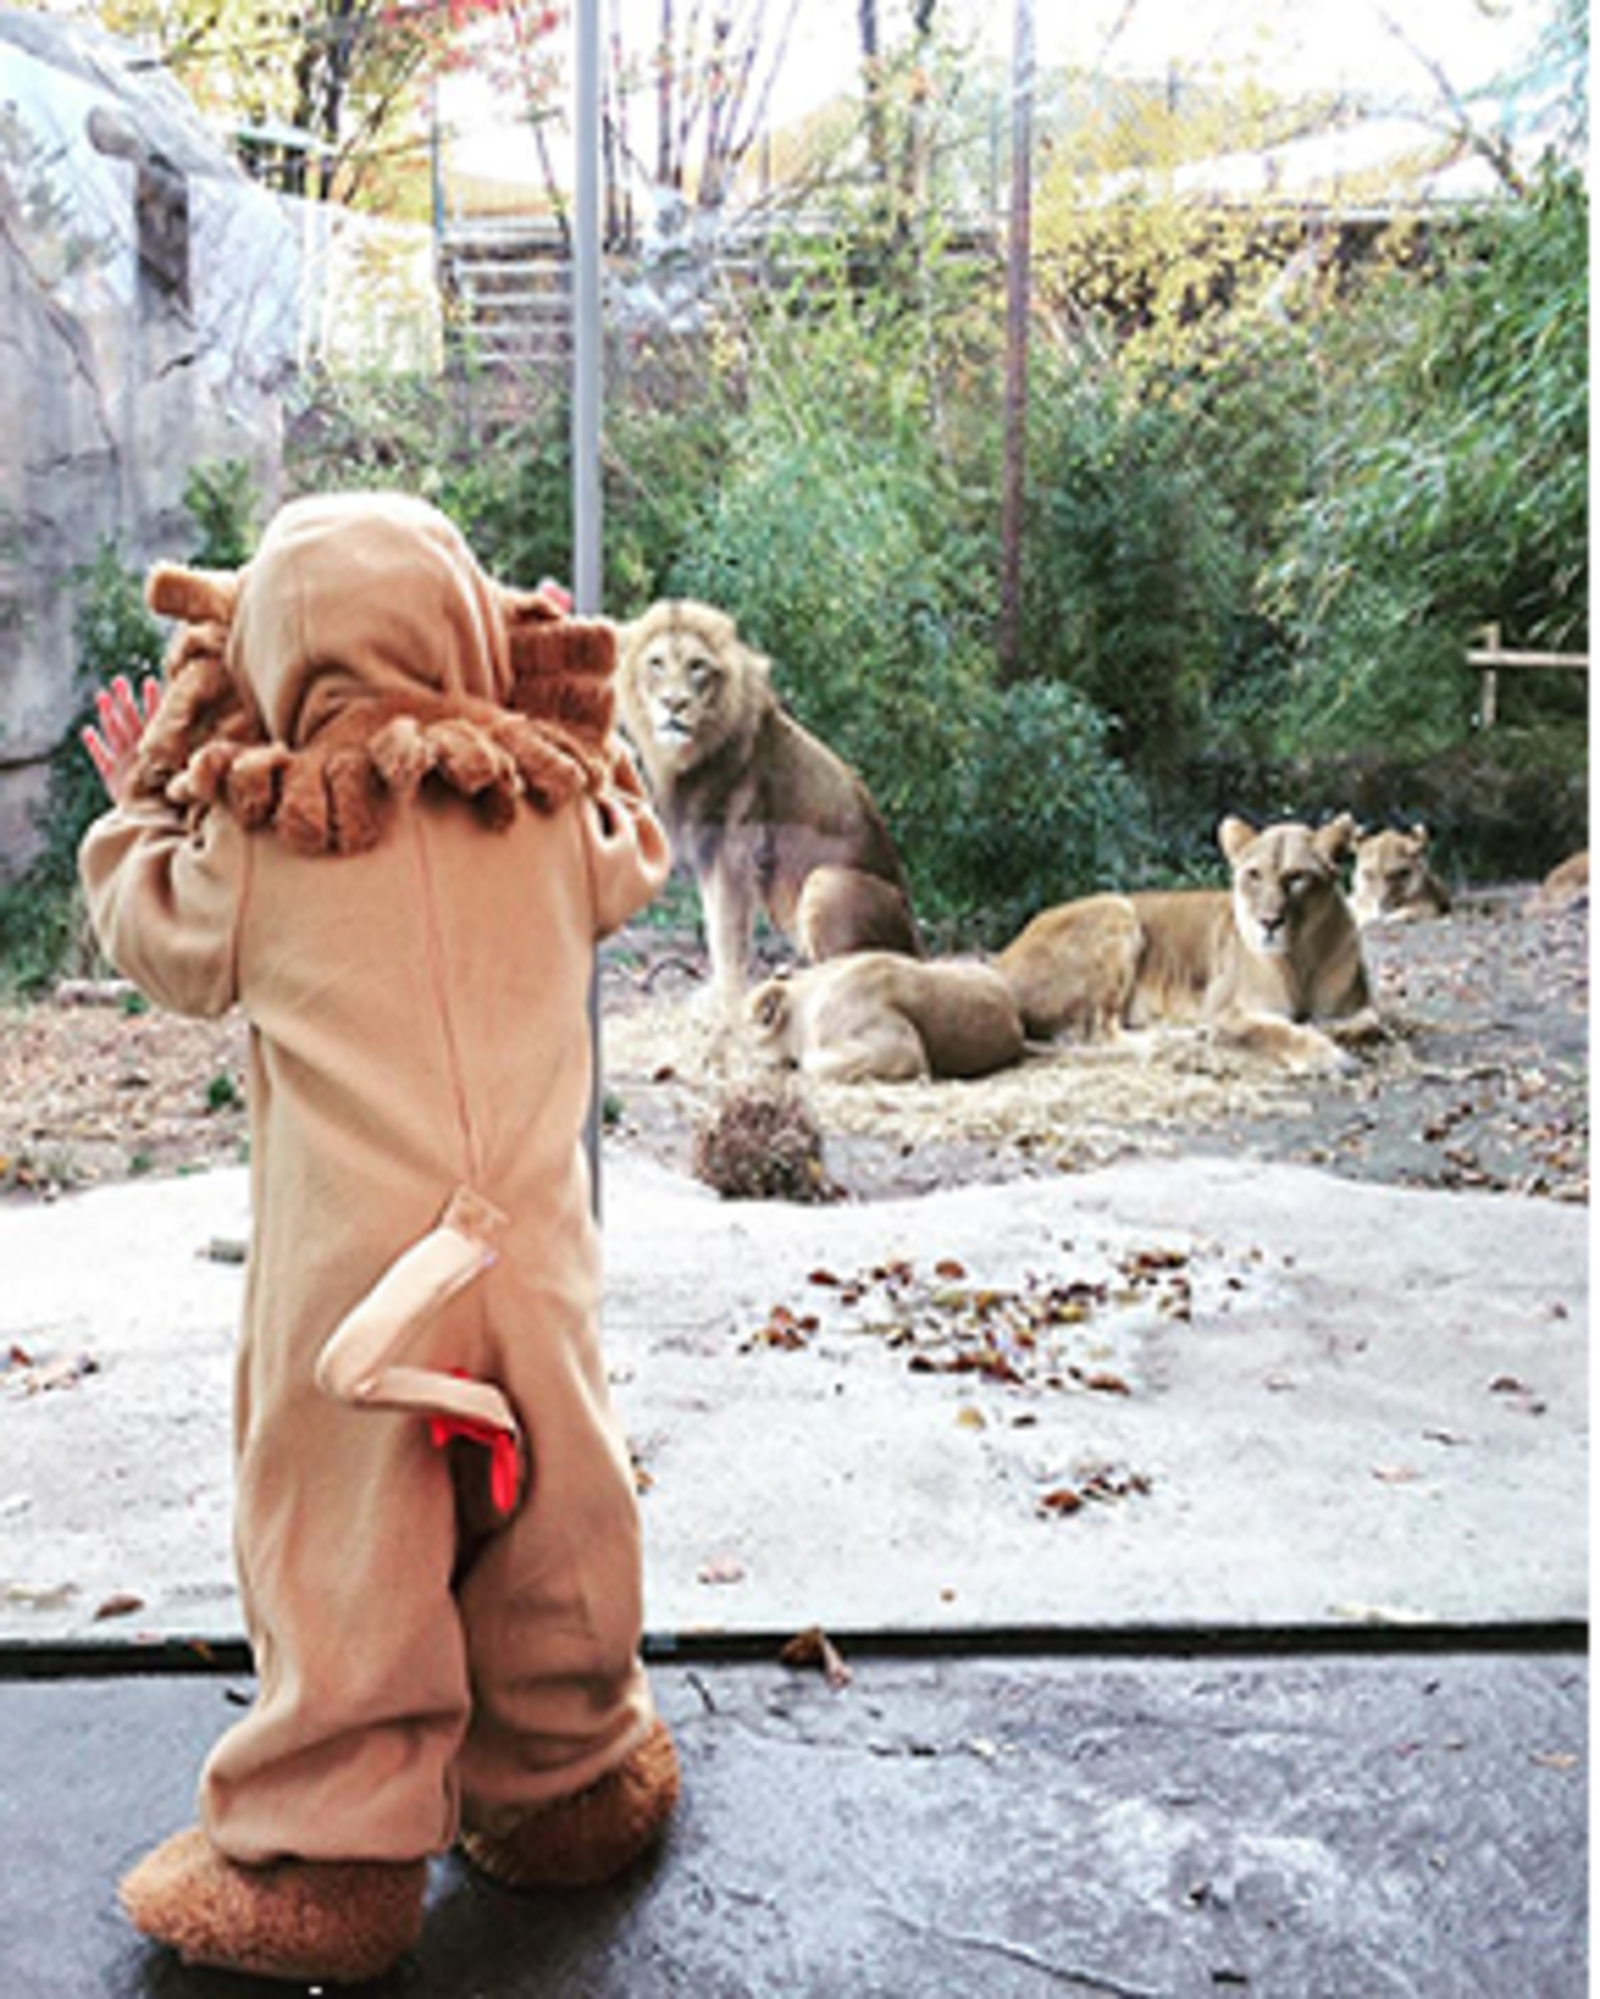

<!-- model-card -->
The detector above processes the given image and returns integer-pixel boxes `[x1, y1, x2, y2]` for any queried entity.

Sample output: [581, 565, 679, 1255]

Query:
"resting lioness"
[617, 600, 921, 1010]
[1534, 849, 1589, 912]
[746, 953, 1025, 1085]
[1350, 824, 1452, 926]
[997, 814, 1380, 1071]
[993, 893, 1143, 1042]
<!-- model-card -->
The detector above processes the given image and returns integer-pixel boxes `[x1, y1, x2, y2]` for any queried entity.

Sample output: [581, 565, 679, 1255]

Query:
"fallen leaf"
[697, 1556, 746, 1586]
[93, 1591, 145, 1621]
[1080, 1464, 1153, 1502]
[1329, 1601, 1428, 1626]
[3, 1581, 76, 1609]
[4, 1351, 99, 1396]
[780, 1624, 853, 1689]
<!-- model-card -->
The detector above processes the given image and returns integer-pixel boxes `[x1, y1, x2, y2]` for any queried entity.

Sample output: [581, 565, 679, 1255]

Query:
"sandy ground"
[597, 885, 1588, 1202]
[2, 882, 1585, 1206]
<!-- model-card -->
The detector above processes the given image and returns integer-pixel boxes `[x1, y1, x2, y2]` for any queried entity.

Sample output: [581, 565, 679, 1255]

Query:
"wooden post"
[1481, 621, 1499, 729]
[1467, 626, 1588, 730]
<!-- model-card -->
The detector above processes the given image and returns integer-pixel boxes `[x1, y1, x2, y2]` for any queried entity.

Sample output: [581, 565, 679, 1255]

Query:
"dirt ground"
[1, 882, 1585, 1208]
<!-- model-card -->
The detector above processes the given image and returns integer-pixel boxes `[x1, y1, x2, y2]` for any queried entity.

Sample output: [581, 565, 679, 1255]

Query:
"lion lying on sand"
[997, 814, 1380, 1072]
[1534, 849, 1589, 913]
[746, 953, 1025, 1086]
[618, 600, 921, 1011]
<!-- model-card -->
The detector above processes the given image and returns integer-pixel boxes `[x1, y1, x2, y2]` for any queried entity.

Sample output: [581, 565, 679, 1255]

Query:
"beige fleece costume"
[80, 494, 671, 1872]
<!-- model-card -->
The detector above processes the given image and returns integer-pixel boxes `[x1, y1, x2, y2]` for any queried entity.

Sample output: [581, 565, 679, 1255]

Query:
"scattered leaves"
[742, 1304, 819, 1353]
[761, 1247, 1195, 1399]
[1038, 1462, 1152, 1516]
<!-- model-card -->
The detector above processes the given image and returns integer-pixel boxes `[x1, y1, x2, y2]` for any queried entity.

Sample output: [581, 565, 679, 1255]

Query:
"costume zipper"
[409, 815, 483, 1189]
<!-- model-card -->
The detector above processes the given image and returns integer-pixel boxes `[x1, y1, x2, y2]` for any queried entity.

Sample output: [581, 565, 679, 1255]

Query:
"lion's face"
[1352, 827, 1433, 920]
[1219, 814, 1353, 960]
[745, 975, 798, 1064]
[618, 601, 761, 775]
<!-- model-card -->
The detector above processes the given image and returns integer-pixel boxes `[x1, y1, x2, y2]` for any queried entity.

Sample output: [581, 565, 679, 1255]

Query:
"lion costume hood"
[131, 491, 615, 855]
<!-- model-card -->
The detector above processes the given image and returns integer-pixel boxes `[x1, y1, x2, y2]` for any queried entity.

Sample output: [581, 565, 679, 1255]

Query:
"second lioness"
[617, 599, 921, 1010]
[1350, 824, 1452, 926]
[747, 953, 1025, 1085]
[997, 814, 1380, 1071]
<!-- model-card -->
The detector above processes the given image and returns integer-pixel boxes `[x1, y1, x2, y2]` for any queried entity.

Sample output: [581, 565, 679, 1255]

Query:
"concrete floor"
[1, 1153, 1586, 1992]
[2, 1155, 1587, 1645]
[0, 1640, 1586, 1997]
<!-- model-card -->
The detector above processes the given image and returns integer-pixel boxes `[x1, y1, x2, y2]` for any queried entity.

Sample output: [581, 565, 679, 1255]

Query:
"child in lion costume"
[78, 493, 678, 1984]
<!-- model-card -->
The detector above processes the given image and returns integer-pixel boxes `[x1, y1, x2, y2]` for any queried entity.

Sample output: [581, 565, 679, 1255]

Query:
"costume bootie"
[460, 1718, 681, 1889]
[119, 1827, 427, 1984]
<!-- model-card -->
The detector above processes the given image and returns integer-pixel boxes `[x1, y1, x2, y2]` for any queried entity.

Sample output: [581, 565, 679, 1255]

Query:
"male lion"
[997, 814, 1380, 1071]
[617, 600, 921, 1010]
[1349, 823, 1452, 926]
[746, 953, 1025, 1085]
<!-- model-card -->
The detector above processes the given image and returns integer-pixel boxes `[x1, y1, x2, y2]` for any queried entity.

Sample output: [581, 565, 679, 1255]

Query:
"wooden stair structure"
[438, 217, 573, 371]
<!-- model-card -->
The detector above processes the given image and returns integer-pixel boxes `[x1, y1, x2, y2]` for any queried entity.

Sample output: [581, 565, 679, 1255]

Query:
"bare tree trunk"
[656, 0, 676, 186]
[997, 0, 1033, 683]
[858, 0, 887, 184]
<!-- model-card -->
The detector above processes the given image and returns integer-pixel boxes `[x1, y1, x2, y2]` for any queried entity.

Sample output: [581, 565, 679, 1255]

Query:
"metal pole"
[573, 0, 605, 1199]
[573, 0, 603, 616]
[996, 0, 1034, 684]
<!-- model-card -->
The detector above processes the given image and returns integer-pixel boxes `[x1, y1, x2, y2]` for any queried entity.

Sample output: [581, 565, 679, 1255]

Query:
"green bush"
[1263, 165, 1589, 754]
[183, 458, 261, 567]
[1025, 360, 1254, 786]
[928, 678, 1158, 945]
[0, 544, 164, 991]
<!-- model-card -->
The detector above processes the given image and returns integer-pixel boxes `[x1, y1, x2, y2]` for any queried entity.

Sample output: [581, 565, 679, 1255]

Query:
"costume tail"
[316, 1187, 528, 1529]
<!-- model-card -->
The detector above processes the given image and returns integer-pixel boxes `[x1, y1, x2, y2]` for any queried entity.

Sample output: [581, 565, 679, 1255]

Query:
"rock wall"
[0, 17, 294, 880]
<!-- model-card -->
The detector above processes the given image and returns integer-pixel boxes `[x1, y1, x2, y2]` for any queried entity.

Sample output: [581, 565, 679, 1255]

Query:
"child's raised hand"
[82, 674, 163, 805]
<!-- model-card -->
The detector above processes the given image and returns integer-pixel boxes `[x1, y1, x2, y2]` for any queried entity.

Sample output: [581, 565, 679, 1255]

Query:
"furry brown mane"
[133, 561, 618, 855]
